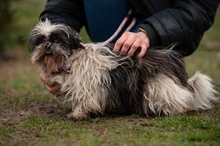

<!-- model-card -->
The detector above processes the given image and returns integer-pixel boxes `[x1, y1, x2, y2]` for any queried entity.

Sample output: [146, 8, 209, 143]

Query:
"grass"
[0, 1, 220, 146]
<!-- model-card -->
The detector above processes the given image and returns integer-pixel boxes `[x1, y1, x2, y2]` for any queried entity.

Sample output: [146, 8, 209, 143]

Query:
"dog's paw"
[67, 111, 89, 121]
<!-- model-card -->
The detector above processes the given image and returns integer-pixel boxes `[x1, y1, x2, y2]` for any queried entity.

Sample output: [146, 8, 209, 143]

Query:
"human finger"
[40, 73, 50, 85]
[127, 39, 142, 56]
[119, 36, 136, 56]
[113, 32, 129, 53]
[40, 72, 61, 95]
[44, 82, 61, 95]
[138, 43, 148, 58]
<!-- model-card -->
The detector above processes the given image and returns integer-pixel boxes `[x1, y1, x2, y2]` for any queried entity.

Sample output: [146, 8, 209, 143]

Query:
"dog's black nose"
[45, 42, 51, 50]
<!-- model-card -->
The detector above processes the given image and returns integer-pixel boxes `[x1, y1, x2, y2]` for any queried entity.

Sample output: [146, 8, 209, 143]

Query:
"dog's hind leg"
[142, 74, 194, 116]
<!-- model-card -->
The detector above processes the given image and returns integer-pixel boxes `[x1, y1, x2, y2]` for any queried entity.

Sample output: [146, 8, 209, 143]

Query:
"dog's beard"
[31, 45, 70, 74]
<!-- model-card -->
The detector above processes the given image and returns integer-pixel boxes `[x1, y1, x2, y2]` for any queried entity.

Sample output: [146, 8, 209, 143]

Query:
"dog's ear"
[28, 29, 45, 53]
[65, 26, 84, 50]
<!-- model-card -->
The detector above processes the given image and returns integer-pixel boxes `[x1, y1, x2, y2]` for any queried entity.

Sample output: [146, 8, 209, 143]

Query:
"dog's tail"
[187, 72, 218, 110]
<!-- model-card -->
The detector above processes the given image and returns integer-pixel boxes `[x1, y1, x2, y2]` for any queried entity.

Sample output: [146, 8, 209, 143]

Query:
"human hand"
[113, 31, 150, 58]
[40, 73, 62, 96]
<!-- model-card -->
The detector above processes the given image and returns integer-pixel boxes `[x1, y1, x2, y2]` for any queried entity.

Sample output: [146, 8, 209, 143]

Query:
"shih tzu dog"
[29, 19, 218, 120]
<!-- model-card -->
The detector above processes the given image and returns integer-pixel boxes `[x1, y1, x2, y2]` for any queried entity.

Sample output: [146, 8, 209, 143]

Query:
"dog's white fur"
[143, 72, 216, 116]
[54, 44, 127, 118]
[54, 44, 217, 119]
[29, 20, 218, 120]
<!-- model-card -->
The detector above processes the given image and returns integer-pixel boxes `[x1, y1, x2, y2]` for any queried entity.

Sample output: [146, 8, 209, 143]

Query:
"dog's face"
[29, 19, 83, 74]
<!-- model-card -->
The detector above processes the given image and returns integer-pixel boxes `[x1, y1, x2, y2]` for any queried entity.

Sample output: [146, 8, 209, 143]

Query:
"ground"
[0, 47, 220, 146]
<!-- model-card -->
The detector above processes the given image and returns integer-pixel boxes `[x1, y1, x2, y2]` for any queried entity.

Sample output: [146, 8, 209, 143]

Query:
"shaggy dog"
[29, 20, 217, 120]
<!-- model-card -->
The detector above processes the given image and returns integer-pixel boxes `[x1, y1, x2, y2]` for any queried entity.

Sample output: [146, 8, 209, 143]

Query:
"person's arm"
[138, 0, 220, 56]
[40, 0, 86, 32]
[114, 0, 219, 57]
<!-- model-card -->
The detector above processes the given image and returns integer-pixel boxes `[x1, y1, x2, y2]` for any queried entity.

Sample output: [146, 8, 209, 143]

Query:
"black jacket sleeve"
[39, 0, 86, 32]
[135, 0, 219, 56]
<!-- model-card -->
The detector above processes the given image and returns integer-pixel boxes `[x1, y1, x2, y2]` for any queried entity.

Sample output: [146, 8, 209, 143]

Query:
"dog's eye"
[34, 36, 45, 46]
[50, 35, 59, 43]
[50, 34, 65, 43]
[50, 32, 66, 44]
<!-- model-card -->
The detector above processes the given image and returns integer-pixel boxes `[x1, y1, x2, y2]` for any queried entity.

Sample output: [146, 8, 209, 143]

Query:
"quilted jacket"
[40, 0, 219, 56]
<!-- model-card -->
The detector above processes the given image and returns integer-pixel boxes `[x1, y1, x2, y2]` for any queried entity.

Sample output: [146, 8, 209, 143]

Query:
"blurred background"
[0, 0, 89, 60]
[0, 0, 220, 90]
[0, 0, 45, 59]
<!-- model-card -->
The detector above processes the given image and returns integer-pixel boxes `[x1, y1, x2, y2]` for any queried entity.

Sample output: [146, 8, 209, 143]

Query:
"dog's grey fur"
[29, 20, 218, 120]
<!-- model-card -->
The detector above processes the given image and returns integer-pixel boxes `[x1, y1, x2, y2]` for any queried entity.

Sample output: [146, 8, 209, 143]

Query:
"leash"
[64, 9, 136, 73]
[102, 9, 136, 44]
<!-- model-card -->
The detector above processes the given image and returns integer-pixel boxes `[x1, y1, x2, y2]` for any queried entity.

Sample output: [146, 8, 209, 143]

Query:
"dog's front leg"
[67, 98, 104, 121]
[68, 106, 89, 121]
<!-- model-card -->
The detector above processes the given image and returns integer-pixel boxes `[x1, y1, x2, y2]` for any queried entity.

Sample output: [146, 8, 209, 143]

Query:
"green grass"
[1, 111, 220, 146]
[0, 1, 220, 146]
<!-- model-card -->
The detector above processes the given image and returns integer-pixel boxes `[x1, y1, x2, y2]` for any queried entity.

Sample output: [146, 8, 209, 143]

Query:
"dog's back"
[61, 43, 217, 119]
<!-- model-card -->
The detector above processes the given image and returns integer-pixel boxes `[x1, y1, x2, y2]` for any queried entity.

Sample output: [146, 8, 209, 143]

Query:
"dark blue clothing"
[84, 0, 144, 43]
